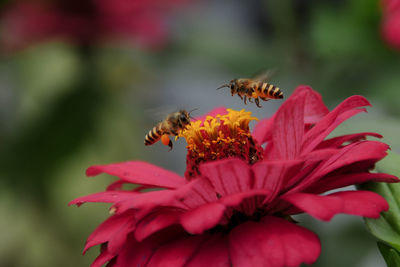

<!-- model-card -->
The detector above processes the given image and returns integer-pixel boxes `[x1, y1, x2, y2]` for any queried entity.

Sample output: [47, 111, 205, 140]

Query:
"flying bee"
[144, 109, 194, 151]
[217, 71, 284, 108]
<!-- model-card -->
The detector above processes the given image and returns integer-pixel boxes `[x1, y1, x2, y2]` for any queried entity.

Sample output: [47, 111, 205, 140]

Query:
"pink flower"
[70, 86, 398, 267]
[382, 10, 400, 50]
[381, 0, 400, 50]
[0, 0, 187, 50]
[382, 0, 400, 14]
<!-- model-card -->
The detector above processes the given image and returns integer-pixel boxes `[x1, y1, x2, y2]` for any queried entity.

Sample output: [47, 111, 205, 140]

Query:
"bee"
[144, 109, 192, 151]
[217, 72, 283, 108]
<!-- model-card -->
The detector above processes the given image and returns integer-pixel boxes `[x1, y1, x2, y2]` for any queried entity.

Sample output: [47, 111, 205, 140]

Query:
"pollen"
[161, 134, 171, 146]
[179, 109, 264, 179]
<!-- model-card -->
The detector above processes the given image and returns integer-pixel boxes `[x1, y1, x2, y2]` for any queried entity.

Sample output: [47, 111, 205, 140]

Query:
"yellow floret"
[182, 108, 263, 179]
[179, 108, 258, 152]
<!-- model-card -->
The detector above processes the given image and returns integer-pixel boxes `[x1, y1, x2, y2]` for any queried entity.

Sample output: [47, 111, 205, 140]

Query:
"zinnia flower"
[70, 86, 398, 267]
[0, 0, 187, 50]
[381, 0, 400, 50]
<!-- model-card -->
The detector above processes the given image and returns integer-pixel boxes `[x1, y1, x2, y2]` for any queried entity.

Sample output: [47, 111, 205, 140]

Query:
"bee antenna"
[217, 84, 229, 90]
[188, 108, 198, 119]
[188, 108, 198, 115]
[189, 108, 198, 113]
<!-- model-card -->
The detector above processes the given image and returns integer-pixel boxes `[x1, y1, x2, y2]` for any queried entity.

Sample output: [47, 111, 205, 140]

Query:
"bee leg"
[167, 140, 173, 151]
[255, 98, 262, 108]
[244, 95, 247, 104]
[238, 95, 243, 100]
[248, 97, 254, 103]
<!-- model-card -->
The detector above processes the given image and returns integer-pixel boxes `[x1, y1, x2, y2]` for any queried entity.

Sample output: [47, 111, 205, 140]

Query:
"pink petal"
[268, 90, 306, 160]
[229, 216, 320, 267]
[185, 234, 230, 267]
[83, 212, 135, 254]
[252, 117, 273, 144]
[292, 141, 390, 192]
[292, 85, 329, 124]
[86, 161, 185, 189]
[113, 190, 178, 214]
[199, 158, 252, 197]
[116, 226, 186, 266]
[193, 106, 228, 123]
[135, 209, 182, 241]
[219, 189, 272, 207]
[218, 190, 272, 217]
[176, 177, 218, 209]
[302, 95, 371, 154]
[146, 235, 205, 267]
[316, 132, 383, 149]
[180, 202, 226, 234]
[382, 0, 400, 13]
[252, 160, 303, 202]
[282, 191, 388, 221]
[307, 172, 399, 194]
[282, 193, 343, 221]
[106, 180, 125, 191]
[283, 161, 320, 192]
[302, 108, 367, 154]
[107, 220, 137, 255]
[300, 148, 339, 163]
[382, 10, 400, 49]
[90, 246, 115, 267]
[105, 258, 116, 267]
[252, 86, 328, 145]
[114, 235, 145, 266]
[69, 191, 136, 206]
[314, 141, 389, 179]
[332, 191, 389, 218]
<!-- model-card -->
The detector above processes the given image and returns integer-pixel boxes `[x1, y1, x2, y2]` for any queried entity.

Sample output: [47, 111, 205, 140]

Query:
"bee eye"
[180, 115, 187, 121]
[230, 84, 235, 90]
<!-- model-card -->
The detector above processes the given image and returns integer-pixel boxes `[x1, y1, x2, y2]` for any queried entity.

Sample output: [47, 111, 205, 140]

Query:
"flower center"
[179, 109, 264, 180]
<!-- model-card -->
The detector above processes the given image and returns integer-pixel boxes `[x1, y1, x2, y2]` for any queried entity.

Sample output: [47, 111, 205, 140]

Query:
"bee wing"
[144, 105, 177, 121]
[144, 106, 198, 127]
[252, 69, 277, 82]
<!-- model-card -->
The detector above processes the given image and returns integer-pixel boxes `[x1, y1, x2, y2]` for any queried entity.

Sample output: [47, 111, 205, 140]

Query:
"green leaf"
[378, 242, 400, 267]
[361, 151, 400, 252]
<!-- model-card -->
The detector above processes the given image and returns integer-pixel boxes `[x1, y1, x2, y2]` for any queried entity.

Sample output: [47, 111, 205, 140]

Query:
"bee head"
[179, 110, 190, 124]
[217, 79, 237, 94]
[229, 79, 237, 92]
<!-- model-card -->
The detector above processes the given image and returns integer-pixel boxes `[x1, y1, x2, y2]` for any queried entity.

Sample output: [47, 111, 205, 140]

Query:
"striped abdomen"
[256, 82, 283, 99]
[144, 123, 164, 146]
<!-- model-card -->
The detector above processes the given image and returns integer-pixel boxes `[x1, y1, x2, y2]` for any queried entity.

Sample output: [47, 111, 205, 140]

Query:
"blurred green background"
[0, 0, 399, 266]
